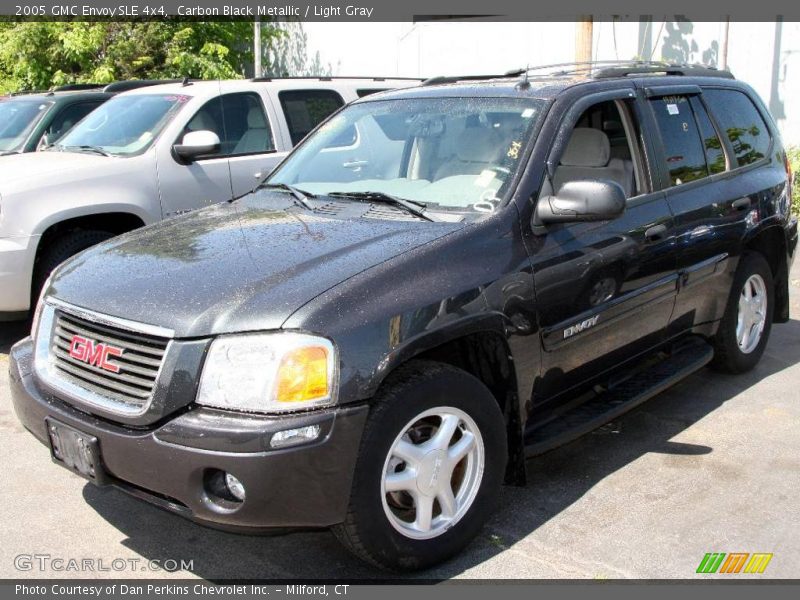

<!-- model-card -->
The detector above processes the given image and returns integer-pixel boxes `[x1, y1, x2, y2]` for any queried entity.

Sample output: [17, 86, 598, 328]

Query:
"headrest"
[187, 111, 215, 132]
[560, 127, 611, 167]
[247, 106, 267, 129]
[455, 127, 501, 163]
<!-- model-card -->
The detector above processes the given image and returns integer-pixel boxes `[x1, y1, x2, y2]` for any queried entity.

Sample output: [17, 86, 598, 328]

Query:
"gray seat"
[553, 128, 634, 198]
[233, 107, 270, 155]
[435, 127, 503, 180]
[185, 110, 217, 133]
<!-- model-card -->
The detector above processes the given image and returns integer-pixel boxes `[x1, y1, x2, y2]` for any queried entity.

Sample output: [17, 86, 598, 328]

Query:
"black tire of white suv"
[32, 230, 114, 305]
[333, 360, 507, 571]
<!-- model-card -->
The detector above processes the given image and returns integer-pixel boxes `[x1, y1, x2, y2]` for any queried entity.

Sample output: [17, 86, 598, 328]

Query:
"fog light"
[270, 424, 321, 449]
[224, 473, 246, 501]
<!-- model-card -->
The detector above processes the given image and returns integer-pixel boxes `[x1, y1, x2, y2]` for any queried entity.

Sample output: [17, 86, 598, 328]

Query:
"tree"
[262, 22, 336, 77]
[0, 21, 281, 92]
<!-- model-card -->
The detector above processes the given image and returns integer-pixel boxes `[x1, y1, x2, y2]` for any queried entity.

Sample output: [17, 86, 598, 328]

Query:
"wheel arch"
[744, 224, 789, 322]
[33, 211, 147, 274]
[366, 316, 526, 486]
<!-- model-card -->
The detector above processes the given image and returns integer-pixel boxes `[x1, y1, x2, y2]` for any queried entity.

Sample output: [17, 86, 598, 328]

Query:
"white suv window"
[180, 93, 274, 158]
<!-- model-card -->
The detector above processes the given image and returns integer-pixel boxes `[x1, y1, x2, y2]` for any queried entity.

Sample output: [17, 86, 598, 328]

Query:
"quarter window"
[279, 89, 345, 145]
[649, 95, 708, 186]
[702, 88, 771, 167]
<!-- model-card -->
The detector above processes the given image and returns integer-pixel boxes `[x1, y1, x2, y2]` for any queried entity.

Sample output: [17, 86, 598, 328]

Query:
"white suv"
[0, 77, 417, 319]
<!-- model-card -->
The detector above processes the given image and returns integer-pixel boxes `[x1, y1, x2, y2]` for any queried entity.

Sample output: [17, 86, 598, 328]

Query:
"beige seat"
[233, 107, 270, 154]
[553, 128, 634, 197]
[435, 127, 504, 180]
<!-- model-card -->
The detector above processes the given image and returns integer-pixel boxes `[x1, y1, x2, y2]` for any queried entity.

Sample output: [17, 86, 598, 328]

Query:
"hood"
[0, 150, 116, 189]
[49, 193, 465, 338]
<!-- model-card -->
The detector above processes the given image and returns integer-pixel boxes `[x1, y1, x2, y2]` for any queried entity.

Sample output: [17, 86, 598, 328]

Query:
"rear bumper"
[0, 235, 37, 314]
[9, 338, 368, 531]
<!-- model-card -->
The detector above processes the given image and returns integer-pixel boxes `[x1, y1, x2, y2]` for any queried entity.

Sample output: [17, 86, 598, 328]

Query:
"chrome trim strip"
[33, 303, 172, 419]
[46, 297, 175, 339]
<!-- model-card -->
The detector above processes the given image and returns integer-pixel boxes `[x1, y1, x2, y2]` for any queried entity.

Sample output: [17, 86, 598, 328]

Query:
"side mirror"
[37, 133, 52, 151]
[536, 180, 626, 225]
[173, 130, 220, 161]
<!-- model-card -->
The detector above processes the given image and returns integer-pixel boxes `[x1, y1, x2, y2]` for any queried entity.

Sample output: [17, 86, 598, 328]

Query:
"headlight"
[196, 332, 338, 414]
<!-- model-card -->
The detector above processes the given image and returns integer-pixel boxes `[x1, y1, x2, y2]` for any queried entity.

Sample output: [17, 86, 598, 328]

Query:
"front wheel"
[711, 251, 774, 373]
[333, 361, 507, 571]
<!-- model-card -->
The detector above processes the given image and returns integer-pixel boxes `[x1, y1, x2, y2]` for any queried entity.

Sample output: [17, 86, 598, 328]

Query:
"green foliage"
[786, 146, 800, 215]
[0, 21, 280, 92]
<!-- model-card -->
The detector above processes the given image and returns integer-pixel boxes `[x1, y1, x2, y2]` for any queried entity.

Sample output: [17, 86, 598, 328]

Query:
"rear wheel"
[333, 361, 507, 571]
[32, 230, 114, 304]
[711, 252, 774, 373]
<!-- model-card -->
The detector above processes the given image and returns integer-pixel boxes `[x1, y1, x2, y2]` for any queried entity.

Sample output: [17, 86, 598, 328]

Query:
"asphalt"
[1, 262, 799, 580]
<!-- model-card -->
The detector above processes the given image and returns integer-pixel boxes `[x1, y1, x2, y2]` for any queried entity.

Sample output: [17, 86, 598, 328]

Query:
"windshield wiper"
[258, 183, 315, 211]
[326, 191, 433, 222]
[62, 145, 112, 157]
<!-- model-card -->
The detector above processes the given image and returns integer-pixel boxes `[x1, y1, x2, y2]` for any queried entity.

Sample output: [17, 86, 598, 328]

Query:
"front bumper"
[9, 338, 368, 531]
[0, 235, 38, 316]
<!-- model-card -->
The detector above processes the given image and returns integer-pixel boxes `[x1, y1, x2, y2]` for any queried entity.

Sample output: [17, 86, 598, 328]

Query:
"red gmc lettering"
[68, 335, 124, 373]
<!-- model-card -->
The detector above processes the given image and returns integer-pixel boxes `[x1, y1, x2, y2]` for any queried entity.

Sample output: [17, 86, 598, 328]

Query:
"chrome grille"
[50, 310, 169, 409]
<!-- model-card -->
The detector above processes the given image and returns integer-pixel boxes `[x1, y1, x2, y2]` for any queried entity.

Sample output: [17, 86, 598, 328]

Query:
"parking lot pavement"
[2, 266, 800, 581]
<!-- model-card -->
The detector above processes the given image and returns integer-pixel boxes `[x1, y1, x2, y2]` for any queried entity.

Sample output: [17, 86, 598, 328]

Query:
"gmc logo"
[68, 335, 124, 373]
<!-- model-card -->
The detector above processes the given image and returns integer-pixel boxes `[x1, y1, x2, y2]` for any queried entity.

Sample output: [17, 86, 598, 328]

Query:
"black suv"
[9, 62, 797, 570]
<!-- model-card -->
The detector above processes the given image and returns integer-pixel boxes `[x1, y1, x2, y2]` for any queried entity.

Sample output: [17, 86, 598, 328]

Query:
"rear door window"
[279, 89, 345, 145]
[702, 88, 771, 167]
[649, 95, 708, 186]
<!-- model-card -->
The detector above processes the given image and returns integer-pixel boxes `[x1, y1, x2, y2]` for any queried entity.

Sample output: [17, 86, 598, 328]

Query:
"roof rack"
[421, 73, 515, 86]
[251, 76, 422, 83]
[102, 79, 187, 93]
[52, 83, 104, 92]
[591, 61, 734, 79]
[421, 60, 734, 87]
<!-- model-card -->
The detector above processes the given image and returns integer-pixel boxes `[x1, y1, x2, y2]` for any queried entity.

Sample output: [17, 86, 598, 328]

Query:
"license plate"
[46, 418, 108, 485]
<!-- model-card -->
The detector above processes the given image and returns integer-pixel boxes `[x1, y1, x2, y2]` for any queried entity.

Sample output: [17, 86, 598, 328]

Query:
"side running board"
[524, 338, 714, 457]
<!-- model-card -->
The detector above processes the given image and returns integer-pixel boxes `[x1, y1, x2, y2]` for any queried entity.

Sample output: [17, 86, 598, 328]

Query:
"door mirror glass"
[536, 180, 626, 224]
[173, 130, 221, 161]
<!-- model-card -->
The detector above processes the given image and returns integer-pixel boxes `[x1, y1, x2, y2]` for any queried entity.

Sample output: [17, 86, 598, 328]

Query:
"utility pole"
[720, 17, 730, 70]
[254, 18, 262, 77]
[575, 17, 593, 64]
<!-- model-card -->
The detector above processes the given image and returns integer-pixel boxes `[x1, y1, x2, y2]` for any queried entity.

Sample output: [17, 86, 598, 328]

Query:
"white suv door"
[156, 94, 234, 217]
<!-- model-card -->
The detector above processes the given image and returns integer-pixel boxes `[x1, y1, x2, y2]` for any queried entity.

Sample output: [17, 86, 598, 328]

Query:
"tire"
[333, 360, 507, 571]
[32, 230, 114, 304]
[710, 251, 774, 373]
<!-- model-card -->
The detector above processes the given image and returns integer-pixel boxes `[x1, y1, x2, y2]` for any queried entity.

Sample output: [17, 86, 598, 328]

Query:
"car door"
[156, 94, 234, 217]
[529, 91, 679, 404]
[653, 86, 783, 336]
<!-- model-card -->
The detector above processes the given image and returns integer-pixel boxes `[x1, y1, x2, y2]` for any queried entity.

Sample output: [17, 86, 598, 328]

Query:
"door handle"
[732, 198, 752, 211]
[645, 224, 668, 241]
[343, 160, 368, 169]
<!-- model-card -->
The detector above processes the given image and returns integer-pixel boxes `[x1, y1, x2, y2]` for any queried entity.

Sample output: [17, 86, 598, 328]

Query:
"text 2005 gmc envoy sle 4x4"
[9, 62, 798, 570]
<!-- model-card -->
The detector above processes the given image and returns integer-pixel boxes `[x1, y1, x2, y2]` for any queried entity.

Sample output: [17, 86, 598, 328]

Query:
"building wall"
[390, 20, 800, 146]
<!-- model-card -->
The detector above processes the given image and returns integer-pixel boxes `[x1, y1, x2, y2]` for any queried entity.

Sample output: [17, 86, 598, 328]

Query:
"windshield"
[0, 99, 52, 152]
[268, 96, 545, 210]
[56, 93, 189, 157]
